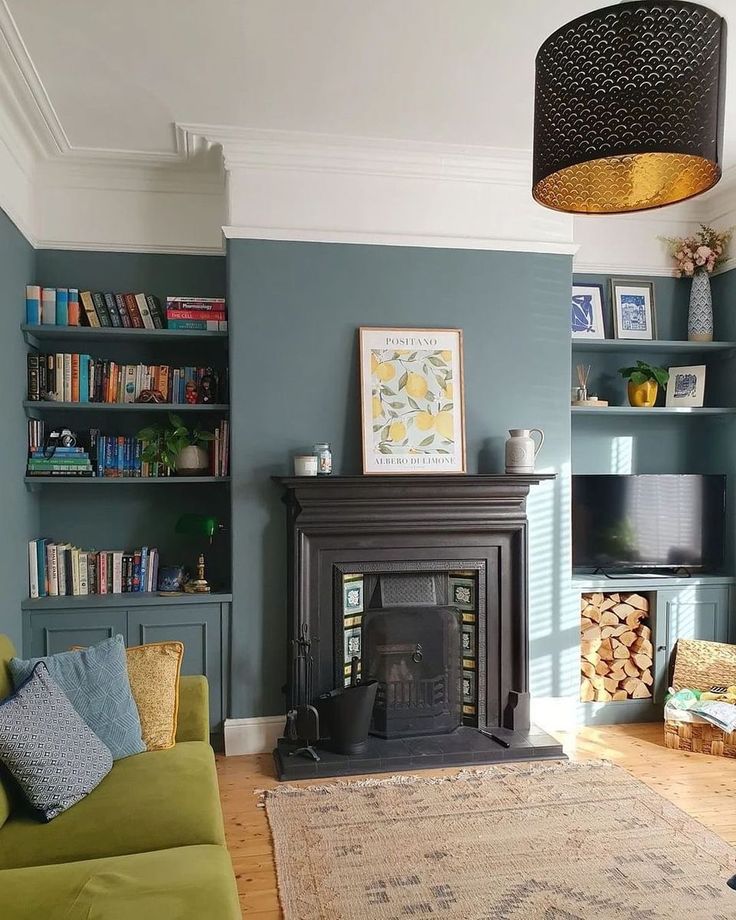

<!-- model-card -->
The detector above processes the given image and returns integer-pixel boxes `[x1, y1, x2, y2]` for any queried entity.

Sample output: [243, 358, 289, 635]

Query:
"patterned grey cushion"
[0, 662, 112, 821]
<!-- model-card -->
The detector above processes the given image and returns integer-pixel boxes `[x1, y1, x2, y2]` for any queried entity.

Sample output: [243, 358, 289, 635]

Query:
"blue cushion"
[0, 663, 112, 821]
[9, 636, 144, 760]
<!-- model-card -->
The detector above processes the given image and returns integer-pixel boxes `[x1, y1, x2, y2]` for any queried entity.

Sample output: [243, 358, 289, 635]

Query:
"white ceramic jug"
[505, 428, 544, 474]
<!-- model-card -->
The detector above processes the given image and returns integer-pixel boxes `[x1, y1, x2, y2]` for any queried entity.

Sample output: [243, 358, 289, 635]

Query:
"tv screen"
[572, 474, 725, 572]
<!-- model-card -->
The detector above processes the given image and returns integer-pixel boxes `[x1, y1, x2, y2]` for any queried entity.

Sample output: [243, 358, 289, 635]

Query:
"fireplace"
[273, 474, 564, 779]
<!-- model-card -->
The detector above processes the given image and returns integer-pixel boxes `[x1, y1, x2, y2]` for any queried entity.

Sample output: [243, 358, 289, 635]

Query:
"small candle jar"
[314, 443, 333, 475]
[294, 454, 318, 476]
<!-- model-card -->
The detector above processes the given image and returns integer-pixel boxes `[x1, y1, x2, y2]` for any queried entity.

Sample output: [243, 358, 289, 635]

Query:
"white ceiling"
[16, 0, 724, 158]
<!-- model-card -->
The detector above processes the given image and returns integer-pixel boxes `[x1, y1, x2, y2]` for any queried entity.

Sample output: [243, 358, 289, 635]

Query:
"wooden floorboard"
[216, 724, 736, 917]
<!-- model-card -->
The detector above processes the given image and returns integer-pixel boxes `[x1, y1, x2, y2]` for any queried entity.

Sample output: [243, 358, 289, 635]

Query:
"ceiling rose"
[532, 2, 727, 214]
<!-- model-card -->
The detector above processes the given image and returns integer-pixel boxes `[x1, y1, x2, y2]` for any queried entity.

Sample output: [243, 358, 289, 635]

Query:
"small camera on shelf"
[43, 428, 77, 458]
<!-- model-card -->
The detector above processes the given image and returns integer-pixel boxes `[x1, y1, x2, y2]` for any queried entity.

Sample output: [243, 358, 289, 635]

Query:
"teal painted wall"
[228, 240, 575, 718]
[0, 209, 37, 650]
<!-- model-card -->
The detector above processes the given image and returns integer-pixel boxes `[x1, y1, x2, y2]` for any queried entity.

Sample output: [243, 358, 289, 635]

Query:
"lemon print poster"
[359, 327, 465, 474]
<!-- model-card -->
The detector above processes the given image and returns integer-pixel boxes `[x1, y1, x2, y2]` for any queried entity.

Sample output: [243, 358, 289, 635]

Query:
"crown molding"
[32, 238, 224, 256]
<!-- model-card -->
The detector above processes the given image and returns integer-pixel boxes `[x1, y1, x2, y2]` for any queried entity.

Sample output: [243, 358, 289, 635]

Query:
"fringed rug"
[263, 760, 736, 919]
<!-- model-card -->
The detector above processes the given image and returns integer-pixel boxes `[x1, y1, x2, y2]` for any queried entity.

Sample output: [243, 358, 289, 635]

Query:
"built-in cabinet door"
[126, 603, 224, 729]
[660, 585, 731, 683]
[24, 610, 128, 658]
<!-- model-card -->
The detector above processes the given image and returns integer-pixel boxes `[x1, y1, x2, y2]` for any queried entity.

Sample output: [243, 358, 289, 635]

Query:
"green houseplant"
[618, 361, 669, 408]
[137, 414, 215, 476]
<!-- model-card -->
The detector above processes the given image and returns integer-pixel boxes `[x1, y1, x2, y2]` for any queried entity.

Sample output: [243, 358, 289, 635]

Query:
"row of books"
[28, 539, 160, 598]
[165, 297, 227, 331]
[25, 287, 228, 331]
[27, 353, 224, 404]
[27, 421, 230, 478]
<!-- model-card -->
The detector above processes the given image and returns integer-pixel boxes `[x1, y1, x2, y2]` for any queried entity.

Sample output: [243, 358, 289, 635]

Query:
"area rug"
[262, 759, 736, 919]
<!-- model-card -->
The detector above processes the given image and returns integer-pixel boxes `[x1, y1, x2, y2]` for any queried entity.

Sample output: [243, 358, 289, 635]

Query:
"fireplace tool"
[284, 623, 321, 762]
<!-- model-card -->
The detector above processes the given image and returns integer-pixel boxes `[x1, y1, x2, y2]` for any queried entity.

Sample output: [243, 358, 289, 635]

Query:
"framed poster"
[571, 284, 605, 339]
[359, 327, 466, 474]
[611, 279, 656, 340]
[665, 364, 706, 408]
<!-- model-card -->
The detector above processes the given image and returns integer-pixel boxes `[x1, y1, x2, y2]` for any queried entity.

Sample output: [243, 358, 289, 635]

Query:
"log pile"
[579, 592, 653, 702]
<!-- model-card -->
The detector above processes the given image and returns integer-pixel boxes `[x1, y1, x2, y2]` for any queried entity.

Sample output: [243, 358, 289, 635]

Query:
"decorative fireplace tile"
[462, 670, 476, 704]
[462, 624, 476, 659]
[343, 575, 364, 614]
[344, 627, 362, 661]
[449, 575, 475, 611]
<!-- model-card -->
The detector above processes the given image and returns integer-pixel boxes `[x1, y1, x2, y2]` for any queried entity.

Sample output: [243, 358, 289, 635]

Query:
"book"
[124, 292, 144, 328]
[55, 288, 69, 325]
[27, 353, 40, 400]
[47, 543, 59, 596]
[71, 548, 81, 595]
[79, 551, 89, 595]
[146, 294, 165, 329]
[135, 293, 154, 329]
[115, 293, 132, 328]
[42, 288, 56, 325]
[92, 291, 111, 327]
[28, 540, 39, 598]
[68, 288, 80, 326]
[63, 353, 72, 402]
[26, 285, 41, 325]
[56, 544, 68, 596]
[80, 291, 101, 327]
[112, 551, 123, 594]
[166, 296, 226, 313]
[167, 319, 222, 331]
[166, 309, 227, 321]
[71, 353, 80, 402]
[104, 292, 122, 327]
[37, 539, 48, 597]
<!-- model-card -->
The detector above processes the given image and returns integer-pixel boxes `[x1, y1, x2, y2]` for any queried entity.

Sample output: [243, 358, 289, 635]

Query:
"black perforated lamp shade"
[532, 2, 727, 214]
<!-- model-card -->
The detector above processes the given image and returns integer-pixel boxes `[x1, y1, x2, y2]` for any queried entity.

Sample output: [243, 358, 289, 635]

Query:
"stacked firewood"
[580, 592, 653, 702]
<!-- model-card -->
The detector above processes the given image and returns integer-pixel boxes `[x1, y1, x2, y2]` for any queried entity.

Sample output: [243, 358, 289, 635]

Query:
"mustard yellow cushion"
[125, 642, 184, 751]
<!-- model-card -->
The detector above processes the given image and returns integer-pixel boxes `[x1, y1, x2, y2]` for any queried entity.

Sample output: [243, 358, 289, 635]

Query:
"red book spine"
[124, 293, 144, 328]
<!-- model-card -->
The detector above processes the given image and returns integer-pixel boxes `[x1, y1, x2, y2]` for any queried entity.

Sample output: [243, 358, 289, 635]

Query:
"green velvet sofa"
[0, 635, 240, 919]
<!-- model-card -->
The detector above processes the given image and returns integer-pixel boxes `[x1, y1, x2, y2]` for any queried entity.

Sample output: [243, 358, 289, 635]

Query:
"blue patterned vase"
[688, 270, 713, 342]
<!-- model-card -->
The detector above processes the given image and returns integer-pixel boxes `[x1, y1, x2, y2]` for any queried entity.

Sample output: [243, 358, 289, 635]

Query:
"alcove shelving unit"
[20, 299, 232, 734]
[571, 282, 736, 726]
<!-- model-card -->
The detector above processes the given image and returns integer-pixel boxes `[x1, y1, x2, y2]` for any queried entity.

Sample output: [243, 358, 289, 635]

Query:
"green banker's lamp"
[175, 513, 221, 594]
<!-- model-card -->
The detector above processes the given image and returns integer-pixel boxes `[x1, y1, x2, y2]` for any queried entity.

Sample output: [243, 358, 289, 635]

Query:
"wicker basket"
[665, 638, 736, 758]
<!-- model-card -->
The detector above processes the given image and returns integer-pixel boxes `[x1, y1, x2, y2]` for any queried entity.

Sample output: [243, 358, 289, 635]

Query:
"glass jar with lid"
[314, 443, 332, 475]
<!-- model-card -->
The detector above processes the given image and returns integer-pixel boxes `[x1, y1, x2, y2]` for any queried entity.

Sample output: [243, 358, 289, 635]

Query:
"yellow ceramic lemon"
[376, 362, 396, 382]
[372, 395, 383, 418]
[405, 372, 428, 399]
[388, 421, 406, 442]
[435, 411, 454, 439]
[415, 411, 434, 431]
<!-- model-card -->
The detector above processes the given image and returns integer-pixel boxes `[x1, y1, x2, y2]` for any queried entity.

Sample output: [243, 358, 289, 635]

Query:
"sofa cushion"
[10, 635, 145, 761]
[0, 844, 241, 920]
[0, 741, 225, 869]
[126, 641, 184, 751]
[0, 663, 112, 822]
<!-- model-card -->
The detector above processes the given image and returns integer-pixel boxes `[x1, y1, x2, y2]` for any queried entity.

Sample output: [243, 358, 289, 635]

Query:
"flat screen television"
[572, 474, 726, 573]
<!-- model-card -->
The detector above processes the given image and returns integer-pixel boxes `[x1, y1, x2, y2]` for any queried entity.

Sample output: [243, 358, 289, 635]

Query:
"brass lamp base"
[184, 553, 212, 594]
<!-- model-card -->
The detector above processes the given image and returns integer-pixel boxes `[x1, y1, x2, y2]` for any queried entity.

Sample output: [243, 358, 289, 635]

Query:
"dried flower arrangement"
[660, 224, 732, 277]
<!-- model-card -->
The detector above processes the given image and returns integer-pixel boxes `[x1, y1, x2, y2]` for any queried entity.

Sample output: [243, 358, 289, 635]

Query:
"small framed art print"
[666, 365, 706, 408]
[611, 279, 656, 340]
[571, 284, 605, 339]
[359, 327, 466, 474]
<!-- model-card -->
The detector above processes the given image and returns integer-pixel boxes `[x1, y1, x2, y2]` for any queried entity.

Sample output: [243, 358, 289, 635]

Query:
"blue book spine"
[134, 439, 142, 477]
[139, 547, 148, 593]
[26, 285, 41, 325]
[97, 436, 104, 477]
[31, 447, 85, 457]
[116, 438, 123, 476]
[124, 438, 131, 476]
[105, 437, 115, 477]
[79, 355, 89, 404]
[36, 539, 48, 597]
[55, 288, 69, 325]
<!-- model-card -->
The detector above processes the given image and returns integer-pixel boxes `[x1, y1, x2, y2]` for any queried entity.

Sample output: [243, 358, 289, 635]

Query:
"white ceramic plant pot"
[176, 444, 209, 476]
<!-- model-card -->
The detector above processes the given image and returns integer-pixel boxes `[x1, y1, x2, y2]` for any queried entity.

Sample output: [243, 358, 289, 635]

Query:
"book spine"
[68, 288, 80, 326]
[37, 539, 48, 597]
[80, 291, 100, 327]
[167, 319, 221, 331]
[71, 548, 81, 595]
[71, 353, 80, 402]
[123, 365, 137, 403]
[41, 288, 56, 325]
[88, 552, 97, 595]
[104, 292, 122, 327]
[56, 546, 66, 596]
[135, 293, 154, 329]
[166, 309, 227, 321]
[55, 288, 69, 325]
[26, 285, 41, 325]
[99, 552, 108, 594]
[166, 297, 226, 311]
[28, 540, 39, 598]
[79, 354, 90, 404]
[139, 547, 148, 593]
[63, 354, 72, 402]
[55, 353, 63, 400]
[124, 292, 143, 327]
[132, 550, 142, 591]
[115, 292, 132, 328]
[79, 552, 89, 595]
[112, 551, 123, 594]
[47, 543, 58, 596]
[146, 294, 165, 329]
[92, 291, 111, 327]
[27, 353, 39, 400]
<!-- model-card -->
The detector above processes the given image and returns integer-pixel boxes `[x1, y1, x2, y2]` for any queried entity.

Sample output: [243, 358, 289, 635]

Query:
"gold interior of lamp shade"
[533, 152, 720, 214]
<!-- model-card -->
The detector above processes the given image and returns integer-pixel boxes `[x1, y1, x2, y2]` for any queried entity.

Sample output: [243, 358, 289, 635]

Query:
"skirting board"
[224, 715, 285, 756]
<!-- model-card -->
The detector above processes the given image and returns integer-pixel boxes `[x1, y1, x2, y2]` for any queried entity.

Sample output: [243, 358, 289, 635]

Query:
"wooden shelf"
[21, 324, 227, 343]
[24, 476, 230, 488]
[572, 573, 736, 590]
[24, 401, 229, 414]
[21, 591, 233, 610]
[572, 406, 736, 417]
[572, 339, 736, 355]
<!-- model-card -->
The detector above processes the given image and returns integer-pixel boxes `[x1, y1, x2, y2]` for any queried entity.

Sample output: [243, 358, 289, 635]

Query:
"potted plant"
[137, 414, 215, 476]
[660, 224, 732, 342]
[618, 361, 669, 408]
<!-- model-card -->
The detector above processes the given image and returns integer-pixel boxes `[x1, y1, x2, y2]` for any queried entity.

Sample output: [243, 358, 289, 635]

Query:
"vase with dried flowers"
[660, 224, 733, 342]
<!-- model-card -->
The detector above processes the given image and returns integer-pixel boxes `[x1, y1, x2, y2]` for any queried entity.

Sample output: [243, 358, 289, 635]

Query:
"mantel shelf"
[572, 406, 736, 417]
[572, 339, 736, 355]
[24, 401, 229, 414]
[21, 324, 227, 343]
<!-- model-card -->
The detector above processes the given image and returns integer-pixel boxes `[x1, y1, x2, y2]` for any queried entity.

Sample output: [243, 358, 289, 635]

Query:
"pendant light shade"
[533, 2, 727, 214]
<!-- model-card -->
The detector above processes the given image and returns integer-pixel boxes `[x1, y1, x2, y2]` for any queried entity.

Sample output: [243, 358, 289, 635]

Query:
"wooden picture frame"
[665, 364, 706, 408]
[359, 327, 466, 474]
[611, 279, 656, 340]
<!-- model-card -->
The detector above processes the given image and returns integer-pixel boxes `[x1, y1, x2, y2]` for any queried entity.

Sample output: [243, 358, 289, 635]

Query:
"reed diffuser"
[575, 364, 591, 402]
